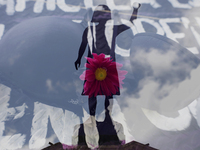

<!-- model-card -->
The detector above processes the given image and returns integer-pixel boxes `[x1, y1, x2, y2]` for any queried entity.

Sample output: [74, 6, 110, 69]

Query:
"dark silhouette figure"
[75, 4, 140, 118]
[74, 4, 140, 147]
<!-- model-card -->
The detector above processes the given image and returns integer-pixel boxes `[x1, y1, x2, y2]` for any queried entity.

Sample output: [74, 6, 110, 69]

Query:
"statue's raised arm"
[114, 2, 141, 36]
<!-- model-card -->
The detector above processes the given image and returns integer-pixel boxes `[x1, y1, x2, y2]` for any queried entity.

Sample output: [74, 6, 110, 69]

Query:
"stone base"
[42, 119, 158, 150]
[77, 120, 124, 146]
[42, 141, 158, 150]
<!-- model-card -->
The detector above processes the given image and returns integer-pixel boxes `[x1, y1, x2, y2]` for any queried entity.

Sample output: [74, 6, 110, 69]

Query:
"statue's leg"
[88, 96, 97, 116]
[84, 96, 99, 149]
[105, 95, 113, 123]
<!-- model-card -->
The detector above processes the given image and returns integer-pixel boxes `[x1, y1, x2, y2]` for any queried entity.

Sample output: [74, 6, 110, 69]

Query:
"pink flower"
[80, 53, 127, 98]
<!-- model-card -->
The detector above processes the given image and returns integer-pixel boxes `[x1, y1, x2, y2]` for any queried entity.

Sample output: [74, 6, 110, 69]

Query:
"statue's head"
[91, 5, 111, 22]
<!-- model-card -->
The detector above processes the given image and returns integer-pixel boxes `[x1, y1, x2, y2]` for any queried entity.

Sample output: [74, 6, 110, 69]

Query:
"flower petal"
[106, 74, 119, 87]
[97, 53, 105, 60]
[85, 71, 95, 81]
[101, 80, 111, 96]
[107, 68, 118, 75]
[84, 81, 92, 94]
[94, 81, 100, 97]
[92, 53, 98, 59]
[99, 82, 103, 95]
[116, 62, 123, 68]
[85, 63, 96, 71]
[118, 70, 128, 76]
[79, 71, 86, 80]
[87, 57, 99, 67]
[105, 78, 117, 95]
[89, 80, 98, 97]
[100, 59, 110, 68]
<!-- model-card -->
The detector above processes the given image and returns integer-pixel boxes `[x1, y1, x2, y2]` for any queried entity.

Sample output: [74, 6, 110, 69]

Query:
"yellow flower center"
[95, 68, 107, 81]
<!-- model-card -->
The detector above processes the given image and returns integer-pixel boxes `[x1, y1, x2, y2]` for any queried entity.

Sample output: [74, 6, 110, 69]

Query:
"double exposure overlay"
[0, 0, 200, 150]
